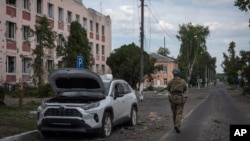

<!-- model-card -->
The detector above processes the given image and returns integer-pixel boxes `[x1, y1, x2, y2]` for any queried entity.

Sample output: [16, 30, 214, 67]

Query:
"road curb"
[0, 130, 37, 141]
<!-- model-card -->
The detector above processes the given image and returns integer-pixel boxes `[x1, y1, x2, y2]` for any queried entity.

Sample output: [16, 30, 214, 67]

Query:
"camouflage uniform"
[167, 76, 187, 133]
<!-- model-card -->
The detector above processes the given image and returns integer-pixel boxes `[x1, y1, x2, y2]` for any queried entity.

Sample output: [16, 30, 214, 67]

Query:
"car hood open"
[49, 68, 105, 94]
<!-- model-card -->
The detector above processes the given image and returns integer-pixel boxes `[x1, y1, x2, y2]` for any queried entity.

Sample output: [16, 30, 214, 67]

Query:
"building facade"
[0, 0, 112, 85]
[147, 53, 178, 87]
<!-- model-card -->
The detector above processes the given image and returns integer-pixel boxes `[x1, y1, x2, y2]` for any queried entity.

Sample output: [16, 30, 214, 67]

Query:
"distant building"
[146, 53, 178, 87]
[0, 0, 112, 85]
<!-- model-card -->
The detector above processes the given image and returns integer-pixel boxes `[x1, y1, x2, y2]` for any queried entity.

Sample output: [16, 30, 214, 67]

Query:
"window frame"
[101, 45, 105, 55]
[22, 0, 29, 10]
[47, 60, 53, 72]
[48, 3, 54, 18]
[22, 25, 29, 41]
[6, 21, 16, 40]
[6, 56, 16, 73]
[67, 11, 72, 24]
[102, 25, 105, 35]
[37, 0, 42, 14]
[58, 7, 63, 22]
[22, 57, 30, 73]
[90, 20, 93, 31]
[6, 0, 16, 6]
[57, 34, 63, 47]
[96, 22, 99, 34]
[76, 14, 80, 22]
[96, 44, 99, 55]
[83, 17, 87, 30]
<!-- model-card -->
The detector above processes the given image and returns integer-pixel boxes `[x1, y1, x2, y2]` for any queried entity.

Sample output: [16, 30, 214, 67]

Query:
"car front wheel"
[100, 112, 112, 137]
[128, 106, 137, 126]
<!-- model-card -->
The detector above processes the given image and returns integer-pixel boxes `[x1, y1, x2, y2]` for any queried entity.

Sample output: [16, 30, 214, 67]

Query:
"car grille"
[44, 108, 82, 117]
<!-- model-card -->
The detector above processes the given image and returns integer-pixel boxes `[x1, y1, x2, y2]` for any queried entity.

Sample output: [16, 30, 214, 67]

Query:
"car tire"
[41, 131, 52, 138]
[100, 112, 112, 138]
[128, 106, 137, 126]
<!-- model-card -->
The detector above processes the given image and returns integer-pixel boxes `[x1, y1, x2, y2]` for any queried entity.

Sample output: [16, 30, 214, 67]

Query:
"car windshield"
[59, 91, 104, 99]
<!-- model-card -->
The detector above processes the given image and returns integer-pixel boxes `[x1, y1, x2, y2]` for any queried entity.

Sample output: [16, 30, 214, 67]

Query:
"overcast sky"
[82, 0, 250, 73]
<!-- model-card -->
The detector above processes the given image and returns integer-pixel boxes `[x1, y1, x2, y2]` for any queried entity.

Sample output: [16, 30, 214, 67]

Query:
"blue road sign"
[77, 56, 84, 68]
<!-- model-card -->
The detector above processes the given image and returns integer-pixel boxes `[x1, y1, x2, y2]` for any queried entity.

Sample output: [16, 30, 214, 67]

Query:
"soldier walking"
[166, 68, 187, 133]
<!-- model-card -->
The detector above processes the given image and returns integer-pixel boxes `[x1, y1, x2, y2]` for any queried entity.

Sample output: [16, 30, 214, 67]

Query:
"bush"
[4, 83, 55, 98]
[0, 86, 6, 105]
[242, 86, 250, 95]
[37, 83, 55, 98]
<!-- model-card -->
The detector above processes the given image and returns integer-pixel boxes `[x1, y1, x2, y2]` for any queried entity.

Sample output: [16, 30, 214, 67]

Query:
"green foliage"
[37, 83, 55, 98]
[176, 23, 212, 83]
[222, 41, 241, 84]
[31, 16, 56, 85]
[234, 0, 250, 27]
[155, 65, 164, 71]
[0, 86, 6, 105]
[157, 47, 170, 56]
[106, 43, 155, 88]
[242, 86, 250, 95]
[0, 102, 39, 138]
[239, 50, 250, 86]
[4, 83, 55, 98]
[57, 21, 90, 68]
[32, 45, 44, 85]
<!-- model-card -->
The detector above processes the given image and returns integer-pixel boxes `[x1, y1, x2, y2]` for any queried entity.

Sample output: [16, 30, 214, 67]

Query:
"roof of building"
[150, 53, 176, 62]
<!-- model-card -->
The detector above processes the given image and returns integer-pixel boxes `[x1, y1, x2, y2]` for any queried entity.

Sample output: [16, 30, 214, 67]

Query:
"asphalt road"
[160, 82, 250, 141]
[2, 82, 250, 141]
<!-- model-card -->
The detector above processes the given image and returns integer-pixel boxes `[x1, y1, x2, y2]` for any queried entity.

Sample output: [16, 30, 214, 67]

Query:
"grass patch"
[0, 102, 39, 139]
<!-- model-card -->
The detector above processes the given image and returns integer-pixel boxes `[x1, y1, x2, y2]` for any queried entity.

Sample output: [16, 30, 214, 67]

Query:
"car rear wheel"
[128, 106, 137, 126]
[100, 112, 112, 137]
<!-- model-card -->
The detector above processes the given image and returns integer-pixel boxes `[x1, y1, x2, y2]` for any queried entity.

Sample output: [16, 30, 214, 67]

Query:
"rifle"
[154, 88, 188, 103]
[154, 87, 167, 95]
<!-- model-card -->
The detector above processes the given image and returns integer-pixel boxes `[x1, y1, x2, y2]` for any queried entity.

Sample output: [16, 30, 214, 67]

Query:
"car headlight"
[81, 102, 100, 110]
[40, 100, 47, 109]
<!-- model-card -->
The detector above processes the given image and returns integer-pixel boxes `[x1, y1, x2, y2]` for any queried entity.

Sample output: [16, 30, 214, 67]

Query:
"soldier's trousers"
[170, 102, 184, 128]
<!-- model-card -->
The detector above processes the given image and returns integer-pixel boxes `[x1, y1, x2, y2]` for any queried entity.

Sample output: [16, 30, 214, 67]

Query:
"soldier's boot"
[174, 126, 181, 133]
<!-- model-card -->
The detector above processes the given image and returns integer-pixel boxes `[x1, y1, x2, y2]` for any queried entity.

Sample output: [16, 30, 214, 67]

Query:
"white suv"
[37, 68, 138, 137]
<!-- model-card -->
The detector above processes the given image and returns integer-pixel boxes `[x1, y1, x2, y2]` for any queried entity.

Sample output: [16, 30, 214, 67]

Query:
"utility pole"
[139, 0, 144, 101]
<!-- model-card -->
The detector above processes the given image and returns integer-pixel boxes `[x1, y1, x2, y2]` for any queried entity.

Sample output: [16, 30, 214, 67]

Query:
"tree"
[234, 0, 250, 27]
[176, 23, 210, 84]
[57, 21, 90, 68]
[32, 16, 56, 85]
[192, 51, 216, 86]
[239, 50, 250, 85]
[106, 43, 155, 88]
[221, 41, 241, 84]
[157, 47, 170, 56]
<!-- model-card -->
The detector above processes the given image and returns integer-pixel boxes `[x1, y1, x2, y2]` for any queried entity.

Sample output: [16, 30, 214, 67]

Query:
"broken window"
[6, 0, 16, 6]
[6, 56, 15, 73]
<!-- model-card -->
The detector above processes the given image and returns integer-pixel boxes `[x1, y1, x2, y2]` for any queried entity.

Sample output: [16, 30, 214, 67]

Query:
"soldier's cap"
[172, 68, 180, 75]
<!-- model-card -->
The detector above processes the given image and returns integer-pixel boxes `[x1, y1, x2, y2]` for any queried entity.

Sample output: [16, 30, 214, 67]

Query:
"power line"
[146, 0, 176, 40]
